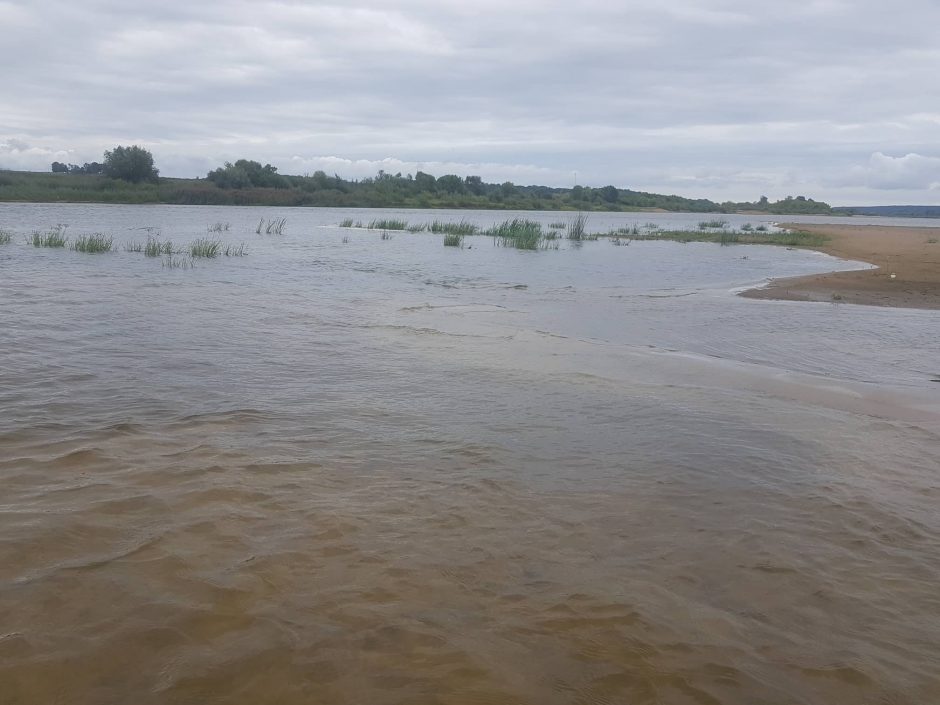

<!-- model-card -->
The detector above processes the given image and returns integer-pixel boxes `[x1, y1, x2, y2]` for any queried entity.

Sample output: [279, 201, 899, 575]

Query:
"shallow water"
[1, 204, 938, 704]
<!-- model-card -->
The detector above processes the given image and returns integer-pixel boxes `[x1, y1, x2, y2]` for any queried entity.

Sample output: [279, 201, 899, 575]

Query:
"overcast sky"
[1, 0, 938, 204]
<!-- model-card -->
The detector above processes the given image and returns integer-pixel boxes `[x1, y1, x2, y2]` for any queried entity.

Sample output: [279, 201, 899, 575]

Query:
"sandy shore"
[741, 223, 940, 309]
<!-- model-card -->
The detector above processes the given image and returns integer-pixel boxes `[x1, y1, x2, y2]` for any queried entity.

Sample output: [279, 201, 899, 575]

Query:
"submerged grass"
[189, 237, 222, 258]
[163, 256, 194, 269]
[368, 218, 408, 230]
[30, 225, 68, 248]
[71, 233, 113, 253]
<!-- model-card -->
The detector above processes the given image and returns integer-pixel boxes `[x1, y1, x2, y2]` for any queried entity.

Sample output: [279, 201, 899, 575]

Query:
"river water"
[1, 204, 938, 704]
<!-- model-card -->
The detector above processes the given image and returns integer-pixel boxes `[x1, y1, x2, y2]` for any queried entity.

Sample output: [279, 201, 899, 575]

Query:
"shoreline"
[740, 223, 940, 310]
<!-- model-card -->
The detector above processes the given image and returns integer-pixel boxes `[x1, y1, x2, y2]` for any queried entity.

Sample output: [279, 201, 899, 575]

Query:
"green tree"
[103, 145, 159, 183]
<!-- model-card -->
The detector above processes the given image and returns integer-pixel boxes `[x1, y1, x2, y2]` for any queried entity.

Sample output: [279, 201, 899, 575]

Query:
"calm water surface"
[1, 204, 938, 704]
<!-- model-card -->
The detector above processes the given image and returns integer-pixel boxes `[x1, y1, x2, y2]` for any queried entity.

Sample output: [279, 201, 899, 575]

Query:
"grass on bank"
[626, 228, 829, 248]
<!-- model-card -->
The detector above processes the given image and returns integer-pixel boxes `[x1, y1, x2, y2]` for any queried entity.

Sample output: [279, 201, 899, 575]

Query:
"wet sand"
[741, 223, 940, 309]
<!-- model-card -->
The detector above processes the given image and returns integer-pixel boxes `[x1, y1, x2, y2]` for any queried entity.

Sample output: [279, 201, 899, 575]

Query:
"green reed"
[71, 233, 113, 253]
[443, 233, 464, 247]
[189, 238, 222, 258]
[30, 225, 68, 247]
[368, 218, 409, 230]
[429, 220, 477, 236]
[145, 237, 174, 257]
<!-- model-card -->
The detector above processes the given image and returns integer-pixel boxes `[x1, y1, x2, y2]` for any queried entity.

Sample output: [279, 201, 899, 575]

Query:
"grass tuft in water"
[380, 231, 393, 240]
[224, 243, 247, 256]
[443, 233, 464, 247]
[567, 213, 588, 241]
[548, 221, 566, 229]
[265, 217, 286, 235]
[698, 219, 729, 230]
[125, 241, 144, 253]
[72, 233, 113, 253]
[486, 218, 545, 250]
[339, 218, 355, 228]
[369, 218, 408, 230]
[145, 237, 174, 257]
[0, 229, 13, 245]
[30, 225, 68, 248]
[407, 224, 427, 233]
[429, 220, 477, 236]
[741, 223, 754, 232]
[189, 238, 222, 258]
[208, 221, 230, 233]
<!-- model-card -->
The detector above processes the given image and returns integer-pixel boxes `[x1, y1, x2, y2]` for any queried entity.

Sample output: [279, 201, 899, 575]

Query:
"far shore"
[741, 223, 940, 310]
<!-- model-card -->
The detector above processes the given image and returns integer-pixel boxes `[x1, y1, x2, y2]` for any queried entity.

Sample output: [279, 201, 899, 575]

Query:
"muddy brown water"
[1, 204, 939, 704]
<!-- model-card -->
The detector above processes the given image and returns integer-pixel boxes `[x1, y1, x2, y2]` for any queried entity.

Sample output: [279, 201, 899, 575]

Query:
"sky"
[1, 0, 939, 205]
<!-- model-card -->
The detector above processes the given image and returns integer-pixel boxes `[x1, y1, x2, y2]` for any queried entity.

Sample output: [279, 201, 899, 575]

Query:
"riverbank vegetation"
[1, 161, 832, 215]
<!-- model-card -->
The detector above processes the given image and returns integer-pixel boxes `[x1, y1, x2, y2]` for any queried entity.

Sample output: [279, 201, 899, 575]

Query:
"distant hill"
[833, 205, 940, 218]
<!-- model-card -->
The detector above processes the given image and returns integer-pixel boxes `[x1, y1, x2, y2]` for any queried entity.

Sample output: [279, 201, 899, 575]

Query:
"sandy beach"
[741, 223, 940, 309]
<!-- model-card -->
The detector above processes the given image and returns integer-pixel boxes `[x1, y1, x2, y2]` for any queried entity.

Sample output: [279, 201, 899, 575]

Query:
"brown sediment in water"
[740, 223, 940, 309]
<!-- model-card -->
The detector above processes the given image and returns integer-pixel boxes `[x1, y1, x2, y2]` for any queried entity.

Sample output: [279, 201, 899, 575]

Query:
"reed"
[567, 213, 588, 240]
[443, 233, 464, 247]
[698, 219, 729, 229]
[71, 233, 113, 253]
[548, 221, 566, 229]
[368, 218, 408, 230]
[486, 218, 545, 250]
[429, 220, 477, 235]
[339, 218, 355, 228]
[145, 237, 174, 257]
[30, 225, 68, 248]
[189, 237, 222, 258]
[224, 243, 247, 256]
[264, 217, 286, 235]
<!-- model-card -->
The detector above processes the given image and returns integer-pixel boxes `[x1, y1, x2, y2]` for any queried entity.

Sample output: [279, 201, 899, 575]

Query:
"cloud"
[851, 152, 940, 191]
[2, 0, 940, 204]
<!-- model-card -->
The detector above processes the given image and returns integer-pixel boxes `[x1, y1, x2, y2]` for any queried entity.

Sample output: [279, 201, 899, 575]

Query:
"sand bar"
[741, 223, 940, 309]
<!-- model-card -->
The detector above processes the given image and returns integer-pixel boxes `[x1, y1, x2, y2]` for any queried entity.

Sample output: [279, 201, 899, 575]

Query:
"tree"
[51, 162, 68, 173]
[103, 145, 159, 183]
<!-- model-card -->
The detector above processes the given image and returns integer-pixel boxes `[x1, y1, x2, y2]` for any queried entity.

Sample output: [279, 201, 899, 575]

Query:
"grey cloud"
[1, 0, 939, 204]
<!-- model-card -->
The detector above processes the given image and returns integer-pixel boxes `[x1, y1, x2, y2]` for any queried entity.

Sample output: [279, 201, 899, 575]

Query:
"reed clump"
[189, 238, 222, 258]
[443, 233, 464, 247]
[339, 218, 356, 228]
[430, 220, 477, 236]
[208, 221, 230, 233]
[224, 243, 247, 256]
[145, 237, 174, 257]
[30, 225, 68, 248]
[71, 233, 113, 253]
[567, 213, 588, 240]
[257, 217, 286, 234]
[369, 218, 408, 230]
[698, 219, 729, 229]
[486, 218, 545, 250]
[0, 229, 12, 245]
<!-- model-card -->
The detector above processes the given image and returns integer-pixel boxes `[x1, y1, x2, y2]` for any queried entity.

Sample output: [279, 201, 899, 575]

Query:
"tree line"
[41, 147, 832, 214]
